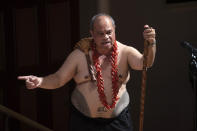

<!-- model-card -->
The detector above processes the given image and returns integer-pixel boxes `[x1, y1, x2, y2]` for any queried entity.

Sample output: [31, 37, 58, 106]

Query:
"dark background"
[0, 0, 197, 131]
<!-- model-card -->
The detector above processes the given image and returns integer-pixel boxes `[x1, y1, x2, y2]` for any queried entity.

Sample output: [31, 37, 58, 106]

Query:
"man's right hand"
[18, 75, 43, 89]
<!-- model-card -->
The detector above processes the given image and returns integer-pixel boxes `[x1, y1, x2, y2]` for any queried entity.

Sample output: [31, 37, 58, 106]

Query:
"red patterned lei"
[92, 41, 119, 110]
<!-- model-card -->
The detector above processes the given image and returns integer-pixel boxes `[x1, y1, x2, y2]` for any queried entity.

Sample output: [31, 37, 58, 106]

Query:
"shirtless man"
[18, 13, 156, 131]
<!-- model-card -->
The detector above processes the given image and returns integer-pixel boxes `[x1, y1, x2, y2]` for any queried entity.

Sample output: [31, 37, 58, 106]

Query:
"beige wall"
[80, 0, 197, 131]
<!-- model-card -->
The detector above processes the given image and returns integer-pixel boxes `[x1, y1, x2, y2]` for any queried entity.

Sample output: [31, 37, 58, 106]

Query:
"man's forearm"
[146, 43, 156, 67]
[39, 73, 61, 89]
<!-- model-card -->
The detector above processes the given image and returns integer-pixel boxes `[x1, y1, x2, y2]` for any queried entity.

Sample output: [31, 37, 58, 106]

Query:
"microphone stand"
[189, 53, 197, 131]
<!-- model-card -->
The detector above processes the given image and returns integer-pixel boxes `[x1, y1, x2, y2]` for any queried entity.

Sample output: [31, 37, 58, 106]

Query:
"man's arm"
[126, 46, 143, 70]
[18, 49, 80, 89]
[126, 25, 156, 70]
[143, 25, 156, 67]
[145, 41, 156, 68]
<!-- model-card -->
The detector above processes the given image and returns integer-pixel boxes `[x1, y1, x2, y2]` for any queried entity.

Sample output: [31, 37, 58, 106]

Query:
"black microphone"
[180, 41, 197, 54]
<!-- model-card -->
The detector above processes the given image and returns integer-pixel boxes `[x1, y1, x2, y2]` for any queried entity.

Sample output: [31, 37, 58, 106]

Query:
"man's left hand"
[143, 25, 156, 44]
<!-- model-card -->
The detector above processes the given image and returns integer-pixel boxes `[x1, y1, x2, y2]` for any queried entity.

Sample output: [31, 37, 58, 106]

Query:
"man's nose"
[104, 34, 109, 39]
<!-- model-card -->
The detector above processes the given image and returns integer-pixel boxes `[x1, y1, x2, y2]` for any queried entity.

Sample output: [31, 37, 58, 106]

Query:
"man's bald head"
[90, 13, 116, 31]
[89, 13, 116, 55]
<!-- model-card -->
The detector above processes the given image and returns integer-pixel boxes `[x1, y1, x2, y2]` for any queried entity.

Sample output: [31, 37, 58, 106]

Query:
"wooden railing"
[0, 104, 53, 131]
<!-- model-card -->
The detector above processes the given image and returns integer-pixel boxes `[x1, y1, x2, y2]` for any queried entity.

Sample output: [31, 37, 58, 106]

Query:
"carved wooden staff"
[139, 39, 149, 131]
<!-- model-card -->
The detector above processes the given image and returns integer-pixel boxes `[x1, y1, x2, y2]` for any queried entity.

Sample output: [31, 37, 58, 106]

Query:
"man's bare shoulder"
[65, 49, 86, 65]
[116, 41, 126, 47]
[69, 49, 86, 57]
[116, 41, 136, 53]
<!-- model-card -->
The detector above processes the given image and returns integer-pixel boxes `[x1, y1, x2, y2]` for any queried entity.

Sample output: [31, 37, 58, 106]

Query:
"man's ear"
[90, 30, 93, 37]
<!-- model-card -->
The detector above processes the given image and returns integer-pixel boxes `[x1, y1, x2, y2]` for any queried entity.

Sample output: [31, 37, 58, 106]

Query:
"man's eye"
[107, 31, 112, 35]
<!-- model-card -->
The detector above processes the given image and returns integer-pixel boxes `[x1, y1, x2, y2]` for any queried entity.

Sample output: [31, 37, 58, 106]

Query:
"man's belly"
[71, 82, 130, 118]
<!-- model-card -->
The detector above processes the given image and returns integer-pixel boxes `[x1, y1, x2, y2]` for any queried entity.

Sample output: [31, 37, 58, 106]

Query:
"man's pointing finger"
[17, 76, 29, 80]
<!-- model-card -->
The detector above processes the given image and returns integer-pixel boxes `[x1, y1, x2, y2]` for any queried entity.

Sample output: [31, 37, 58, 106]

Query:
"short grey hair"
[89, 13, 116, 31]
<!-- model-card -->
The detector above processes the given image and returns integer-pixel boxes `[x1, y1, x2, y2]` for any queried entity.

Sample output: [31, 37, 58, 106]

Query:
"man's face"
[90, 16, 116, 55]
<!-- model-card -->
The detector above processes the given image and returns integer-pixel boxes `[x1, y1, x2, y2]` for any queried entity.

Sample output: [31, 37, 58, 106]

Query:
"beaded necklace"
[92, 41, 119, 110]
